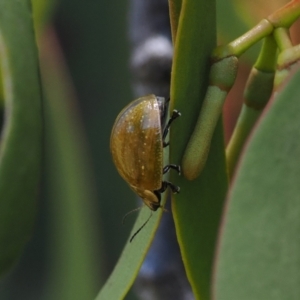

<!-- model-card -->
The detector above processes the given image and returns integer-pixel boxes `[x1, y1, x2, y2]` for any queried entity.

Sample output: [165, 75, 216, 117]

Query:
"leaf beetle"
[110, 94, 181, 212]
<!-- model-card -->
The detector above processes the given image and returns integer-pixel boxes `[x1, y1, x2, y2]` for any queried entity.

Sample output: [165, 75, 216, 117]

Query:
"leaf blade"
[0, 1, 42, 276]
[214, 66, 300, 299]
[170, 0, 227, 299]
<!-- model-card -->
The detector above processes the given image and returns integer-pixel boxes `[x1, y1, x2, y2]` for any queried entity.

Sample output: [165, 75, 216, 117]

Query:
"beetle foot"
[168, 181, 180, 194]
[160, 180, 180, 194]
[172, 109, 181, 119]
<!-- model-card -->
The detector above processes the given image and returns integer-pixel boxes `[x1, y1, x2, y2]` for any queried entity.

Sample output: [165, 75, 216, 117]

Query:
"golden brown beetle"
[110, 94, 180, 212]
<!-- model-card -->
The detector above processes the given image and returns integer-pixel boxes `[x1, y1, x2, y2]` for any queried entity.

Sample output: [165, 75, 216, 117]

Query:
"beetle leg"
[165, 181, 180, 194]
[153, 190, 162, 202]
[156, 181, 168, 193]
[163, 164, 181, 175]
[166, 181, 180, 194]
[162, 110, 181, 147]
[156, 180, 180, 194]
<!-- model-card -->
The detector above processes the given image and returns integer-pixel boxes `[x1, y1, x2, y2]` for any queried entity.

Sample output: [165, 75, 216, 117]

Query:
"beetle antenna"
[122, 206, 143, 225]
[130, 211, 153, 243]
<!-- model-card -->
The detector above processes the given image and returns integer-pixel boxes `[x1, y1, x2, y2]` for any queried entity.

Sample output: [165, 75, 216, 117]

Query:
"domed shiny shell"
[110, 95, 165, 196]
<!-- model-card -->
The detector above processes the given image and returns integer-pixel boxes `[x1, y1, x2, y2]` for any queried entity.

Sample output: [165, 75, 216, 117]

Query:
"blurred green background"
[0, 0, 135, 299]
[0, 0, 296, 299]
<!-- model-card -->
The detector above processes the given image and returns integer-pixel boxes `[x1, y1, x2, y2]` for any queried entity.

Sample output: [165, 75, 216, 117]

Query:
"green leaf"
[214, 66, 300, 299]
[41, 37, 100, 300]
[95, 197, 166, 300]
[0, 1, 42, 277]
[170, 0, 227, 299]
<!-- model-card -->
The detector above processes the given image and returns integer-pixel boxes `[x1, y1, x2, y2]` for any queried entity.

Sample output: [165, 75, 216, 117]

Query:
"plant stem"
[226, 36, 277, 179]
[213, 19, 273, 59]
[182, 56, 238, 180]
[213, 0, 300, 60]
[273, 27, 292, 51]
